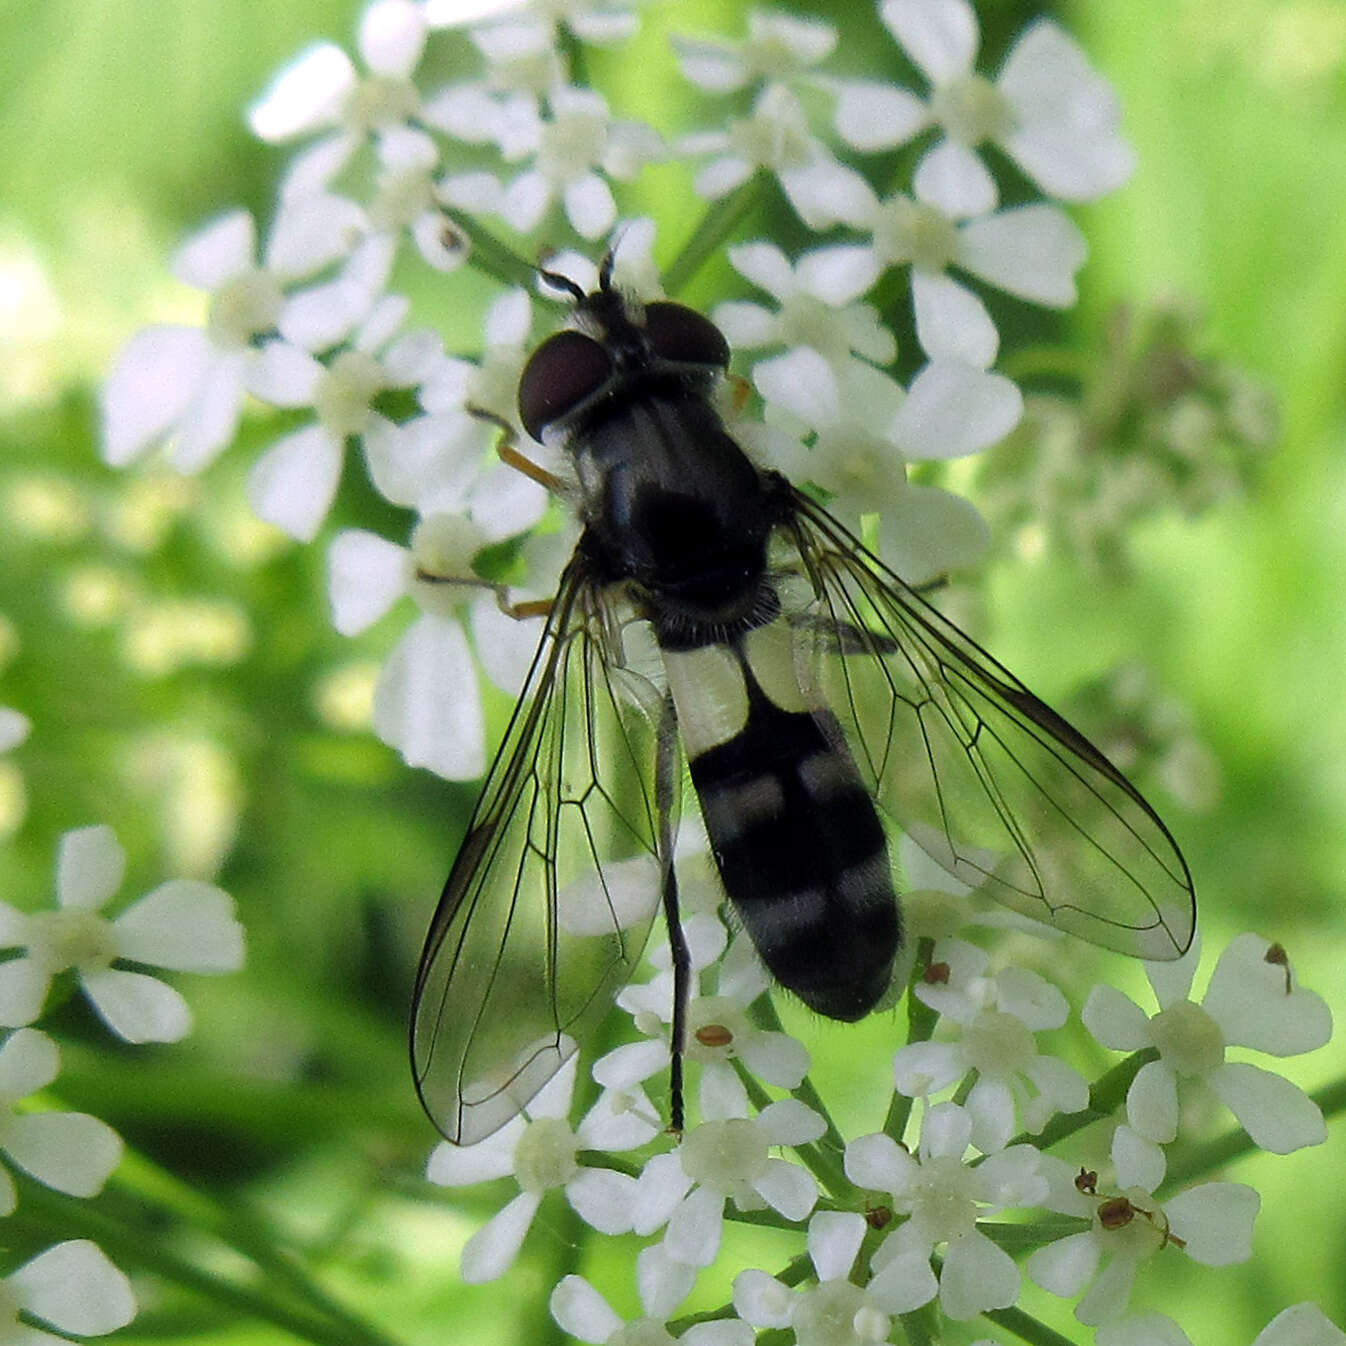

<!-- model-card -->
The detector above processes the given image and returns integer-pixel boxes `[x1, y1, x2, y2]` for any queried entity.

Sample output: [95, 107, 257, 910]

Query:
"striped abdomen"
[662, 622, 899, 1020]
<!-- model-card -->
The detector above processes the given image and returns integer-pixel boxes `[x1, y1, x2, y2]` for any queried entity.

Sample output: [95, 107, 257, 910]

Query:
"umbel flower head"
[93, 0, 1334, 1341]
[0, 825, 245, 1042]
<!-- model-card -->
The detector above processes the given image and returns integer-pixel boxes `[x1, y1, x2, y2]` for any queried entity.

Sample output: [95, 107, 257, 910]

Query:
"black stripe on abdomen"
[688, 676, 899, 1021]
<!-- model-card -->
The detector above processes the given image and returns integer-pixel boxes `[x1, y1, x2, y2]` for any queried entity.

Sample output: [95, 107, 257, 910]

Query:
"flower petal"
[1207, 1061, 1326, 1154]
[939, 1229, 1019, 1319]
[359, 0, 426, 77]
[664, 1184, 724, 1267]
[248, 42, 356, 141]
[101, 326, 210, 467]
[753, 1156, 818, 1220]
[550, 1274, 621, 1344]
[910, 271, 998, 366]
[0, 1028, 59, 1097]
[172, 211, 255, 290]
[566, 1166, 636, 1235]
[834, 80, 928, 152]
[0, 959, 50, 1028]
[80, 967, 192, 1043]
[10, 1240, 136, 1334]
[425, 1124, 521, 1185]
[997, 20, 1135, 201]
[881, 0, 979, 84]
[867, 1245, 940, 1313]
[1125, 1058, 1179, 1144]
[328, 529, 407, 635]
[807, 1210, 866, 1281]
[247, 423, 344, 542]
[57, 825, 124, 911]
[1026, 1228, 1099, 1297]
[914, 139, 997, 217]
[113, 881, 245, 972]
[957, 205, 1086, 307]
[1202, 933, 1333, 1055]
[460, 1190, 541, 1284]
[893, 359, 1021, 458]
[1164, 1181, 1259, 1265]
[753, 347, 838, 429]
[372, 614, 486, 779]
[4, 1111, 122, 1196]
[1082, 983, 1151, 1051]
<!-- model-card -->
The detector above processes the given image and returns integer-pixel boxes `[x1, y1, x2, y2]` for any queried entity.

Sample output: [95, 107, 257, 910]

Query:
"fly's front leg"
[412, 406, 567, 621]
[466, 404, 569, 497]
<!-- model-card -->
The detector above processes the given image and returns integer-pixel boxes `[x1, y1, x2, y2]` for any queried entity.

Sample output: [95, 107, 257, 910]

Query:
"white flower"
[892, 940, 1088, 1152]
[0, 1240, 135, 1341]
[443, 86, 663, 240]
[0, 825, 245, 1042]
[673, 11, 837, 94]
[744, 344, 1017, 582]
[0, 1029, 122, 1213]
[734, 1209, 939, 1339]
[553, 1244, 753, 1346]
[1027, 1124, 1259, 1325]
[635, 1067, 824, 1268]
[365, 125, 468, 272]
[245, 292, 430, 541]
[713, 240, 891, 430]
[423, 21, 558, 162]
[845, 185, 1087, 367]
[426, 1055, 657, 1283]
[0, 709, 29, 755]
[839, 0, 1134, 205]
[843, 1102, 1046, 1320]
[414, 285, 540, 444]
[249, 0, 427, 153]
[1082, 933, 1331, 1153]
[328, 515, 546, 779]
[679, 83, 872, 232]
[598, 910, 810, 1108]
[101, 208, 380, 475]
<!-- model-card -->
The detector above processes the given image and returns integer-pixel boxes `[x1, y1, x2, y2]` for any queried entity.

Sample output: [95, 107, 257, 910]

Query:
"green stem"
[982, 1302, 1082, 1345]
[663, 178, 765, 296]
[106, 1150, 397, 1346]
[11, 1182, 404, 1346]
[884, 940, 938, 1143]
[998, 343, 1090, 386]
[444, 210, 549, 293]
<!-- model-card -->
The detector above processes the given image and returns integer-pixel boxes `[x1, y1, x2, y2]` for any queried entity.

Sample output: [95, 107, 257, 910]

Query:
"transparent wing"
[780, 488, 1196, 960]
[411, 557, 674, 1145]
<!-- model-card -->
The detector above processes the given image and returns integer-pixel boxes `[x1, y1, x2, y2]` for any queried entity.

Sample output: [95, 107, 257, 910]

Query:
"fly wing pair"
[410, 498, 1196, 1145]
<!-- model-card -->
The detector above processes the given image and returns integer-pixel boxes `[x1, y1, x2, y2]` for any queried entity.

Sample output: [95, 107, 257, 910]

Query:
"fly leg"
[412, 406, 564, 621]
[655, 691, 688, 1137]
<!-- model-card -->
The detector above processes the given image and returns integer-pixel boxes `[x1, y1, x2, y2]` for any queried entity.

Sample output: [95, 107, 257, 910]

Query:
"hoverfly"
[411, 255, 1196, 1146]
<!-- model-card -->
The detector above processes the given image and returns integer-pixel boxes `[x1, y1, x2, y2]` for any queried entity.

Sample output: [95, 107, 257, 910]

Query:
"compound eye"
[643, 301, 731, 369]
[517, 330, 613, 440]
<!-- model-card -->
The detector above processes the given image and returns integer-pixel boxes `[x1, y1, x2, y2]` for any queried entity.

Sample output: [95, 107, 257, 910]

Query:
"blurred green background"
[0, 0, 1343, 1342]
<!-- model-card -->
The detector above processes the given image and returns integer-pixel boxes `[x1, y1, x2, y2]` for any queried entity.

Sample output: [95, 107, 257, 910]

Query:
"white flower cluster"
[93, 0, 1338, 1339]
[430, 903, 1333, 1344]
[101, 0, 1130, 784]
[0, 825, 246, 1339]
